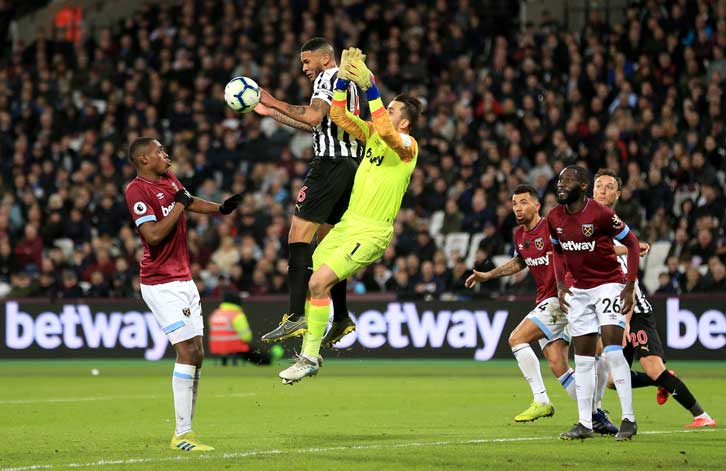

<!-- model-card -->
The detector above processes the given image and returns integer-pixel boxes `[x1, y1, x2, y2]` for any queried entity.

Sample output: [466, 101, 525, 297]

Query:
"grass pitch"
[1, 359, 724, 470]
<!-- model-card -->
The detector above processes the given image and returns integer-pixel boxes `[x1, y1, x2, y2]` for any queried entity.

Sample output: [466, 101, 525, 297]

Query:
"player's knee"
[289, 217, 316, 243]
[640, 356, 665, 380]
[308, 274, 329, 298]
[507, 332, 521, 347]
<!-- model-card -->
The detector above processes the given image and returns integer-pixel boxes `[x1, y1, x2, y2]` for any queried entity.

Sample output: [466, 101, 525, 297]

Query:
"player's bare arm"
[137, 198, 186, 246]
[613, 242, 650, 257]
[551, 246, 572, 314]
[259, 87, 328, 127]
[465, 256, 526, 288]
[254, 102, 313, 131]
[186, 193, 242, 215]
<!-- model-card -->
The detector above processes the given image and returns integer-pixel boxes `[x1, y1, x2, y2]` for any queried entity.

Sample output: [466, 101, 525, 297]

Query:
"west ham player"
[593, 169, 716, 428]
[548, 166, 640, 440]
[466, 185, 617, 432]
[255, 37, 362, 345]
[125, 137, 242, 451]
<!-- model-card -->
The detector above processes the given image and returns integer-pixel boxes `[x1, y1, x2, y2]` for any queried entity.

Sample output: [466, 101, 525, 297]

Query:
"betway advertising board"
[1, 297, 724, 360]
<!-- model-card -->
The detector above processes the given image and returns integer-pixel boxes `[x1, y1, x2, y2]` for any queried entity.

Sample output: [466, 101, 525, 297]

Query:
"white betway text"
[4, 302, 168, 360]
[560, 240, 596, 252]
[333, 303, 508, 360]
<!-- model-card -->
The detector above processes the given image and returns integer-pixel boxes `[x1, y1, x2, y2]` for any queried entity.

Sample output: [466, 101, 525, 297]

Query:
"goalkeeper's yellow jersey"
[330, 90, 418, 225]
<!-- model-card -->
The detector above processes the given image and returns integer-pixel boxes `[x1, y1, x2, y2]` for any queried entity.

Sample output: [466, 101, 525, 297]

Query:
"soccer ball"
[224, 76, 260, 113]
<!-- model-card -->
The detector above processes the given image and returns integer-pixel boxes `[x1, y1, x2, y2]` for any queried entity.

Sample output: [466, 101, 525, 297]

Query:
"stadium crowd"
[0, 0, 725, 301]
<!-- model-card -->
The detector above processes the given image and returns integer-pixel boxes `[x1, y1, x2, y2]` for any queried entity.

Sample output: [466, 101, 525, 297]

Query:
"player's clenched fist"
[174, 189, 193, 207]
[219, 193, 243, 215]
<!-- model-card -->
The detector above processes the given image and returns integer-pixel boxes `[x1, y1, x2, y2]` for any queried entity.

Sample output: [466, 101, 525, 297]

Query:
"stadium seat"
[53, 238, 75, 261]
[466, 233, 485, 269]
[444, 232, 470, 267]
[429, 210, 444, 237]
[642, 241, 671, 293]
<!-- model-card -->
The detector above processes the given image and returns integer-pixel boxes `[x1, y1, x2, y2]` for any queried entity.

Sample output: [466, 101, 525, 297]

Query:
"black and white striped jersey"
[614, 239, 653, 315]
[310, 67, 362, 160]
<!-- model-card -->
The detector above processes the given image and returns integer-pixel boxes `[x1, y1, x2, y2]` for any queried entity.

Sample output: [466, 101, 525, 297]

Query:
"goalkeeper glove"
[219, 193, 243, 215]
[174, 189, 193, 207]
[345, 47, 374, 91]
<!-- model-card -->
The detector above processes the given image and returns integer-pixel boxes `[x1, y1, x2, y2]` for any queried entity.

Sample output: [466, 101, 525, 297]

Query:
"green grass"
[1, 359, 724, 470]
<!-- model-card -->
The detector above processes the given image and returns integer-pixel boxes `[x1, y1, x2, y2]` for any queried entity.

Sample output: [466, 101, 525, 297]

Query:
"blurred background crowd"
[0, 0, 724, 301]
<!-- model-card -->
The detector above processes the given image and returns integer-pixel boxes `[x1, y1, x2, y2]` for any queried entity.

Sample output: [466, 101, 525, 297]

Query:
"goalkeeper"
[279, 48, 422, 384]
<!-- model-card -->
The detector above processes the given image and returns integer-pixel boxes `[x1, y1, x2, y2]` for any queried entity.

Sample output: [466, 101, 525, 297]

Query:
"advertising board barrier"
[1, 296, 724, 360]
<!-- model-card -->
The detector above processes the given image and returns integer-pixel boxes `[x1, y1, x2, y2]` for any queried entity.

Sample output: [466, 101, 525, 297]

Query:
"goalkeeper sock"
[191, 368, 200, 420]
[512, 344, 549, 404]
[288, 242, 312, 322]
[604, 345, 635, 422]
[574, 355, 596, 429]
[331, 279, 349, 322]
[172, 363, 196, 436]
[303, 297, 329, 358]
[631, 370, 656, 388]
[655, 370, 702, 416]
[558, 368, 578, 401]
[593, 355, 608, 410]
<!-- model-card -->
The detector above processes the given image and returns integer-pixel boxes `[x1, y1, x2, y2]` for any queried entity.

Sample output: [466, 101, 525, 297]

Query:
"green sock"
[301, 300, 311, 353]
[303, 299, 329, 358]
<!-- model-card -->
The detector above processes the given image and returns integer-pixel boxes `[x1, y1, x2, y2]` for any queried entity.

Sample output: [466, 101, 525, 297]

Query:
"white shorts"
[140, 280, 204, 345]
[565, 282, 627, 337]
[525, 297, 570, 350]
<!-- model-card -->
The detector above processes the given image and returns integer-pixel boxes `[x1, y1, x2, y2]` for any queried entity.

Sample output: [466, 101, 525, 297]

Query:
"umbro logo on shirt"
[157, 192, 165, 200]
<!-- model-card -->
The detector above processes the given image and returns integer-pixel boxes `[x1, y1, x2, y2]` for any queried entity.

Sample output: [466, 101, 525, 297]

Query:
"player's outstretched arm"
[465, 256, 526, 288]
[136, 189, 190, 246]
[187, 193, 243, 215]
[613, 242, 650, 257]
[346, 49, 417, 162]
[258, 88, 329, 127]
[254, 102, 312, 131]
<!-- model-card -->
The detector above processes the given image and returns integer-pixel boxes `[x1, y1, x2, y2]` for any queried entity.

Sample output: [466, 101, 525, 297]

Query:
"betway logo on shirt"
[332, 303, 508, 360]
[4, 302, 168, 360]
[161, 202, 176, 216]
[560, 240, 596, 252]
[524, 254, 550, 267]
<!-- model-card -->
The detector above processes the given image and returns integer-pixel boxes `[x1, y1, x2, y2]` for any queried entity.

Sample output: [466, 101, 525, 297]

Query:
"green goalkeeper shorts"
[312, 213, 393, 280]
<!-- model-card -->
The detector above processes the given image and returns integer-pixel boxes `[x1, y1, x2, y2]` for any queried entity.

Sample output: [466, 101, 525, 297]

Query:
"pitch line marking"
[0, 393, 255, 405]
[1, 428, 722, 471]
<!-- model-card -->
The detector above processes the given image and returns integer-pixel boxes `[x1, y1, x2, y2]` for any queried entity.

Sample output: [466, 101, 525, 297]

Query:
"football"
[224, 76, 260, 113]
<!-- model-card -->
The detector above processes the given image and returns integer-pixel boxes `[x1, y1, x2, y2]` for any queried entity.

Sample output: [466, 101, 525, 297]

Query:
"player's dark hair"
[562, 165, 590, 186]
[392, 94, 422, 131]
[594, 168, 622, 190]
[301, 37, 334, 54]
[512, 184, 539, 201]
[128, 137, 156, 165]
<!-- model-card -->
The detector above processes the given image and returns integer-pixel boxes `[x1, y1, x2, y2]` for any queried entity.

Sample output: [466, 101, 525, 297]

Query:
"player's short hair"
[301, 37, 334, 55]
[128, 137, 156, 165]
[512, 184, 539, 201]
[594, 168, 622, 190]
[562, 165, 590, 186]
[392, 94, 422, 131]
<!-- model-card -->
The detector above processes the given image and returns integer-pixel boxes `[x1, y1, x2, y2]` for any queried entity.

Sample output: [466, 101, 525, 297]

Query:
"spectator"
[655, 272, 678, 295]
[58, 270, 83, 298]
[689, 229, 717, 265]
[614, 186, 642, 234]
[440, 198, 464, 235]
[13, 224, 43, 271]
